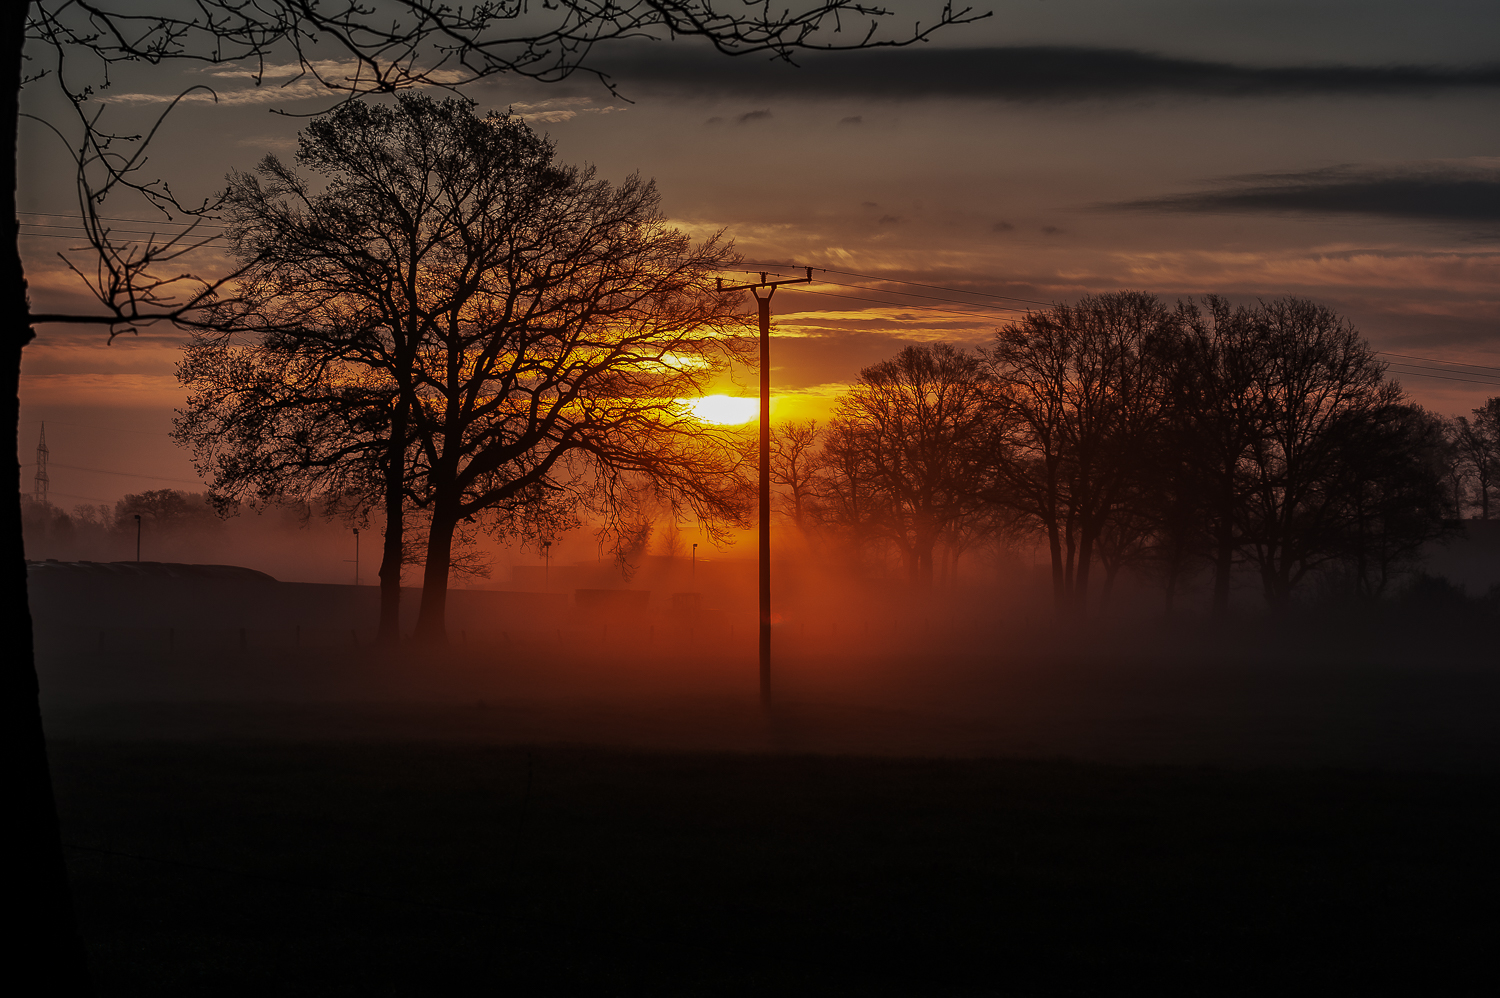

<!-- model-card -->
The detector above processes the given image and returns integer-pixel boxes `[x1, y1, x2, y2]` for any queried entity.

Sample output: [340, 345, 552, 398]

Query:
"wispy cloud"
[595, 45, 1500, 102]
[1107, 163, 1500, 223]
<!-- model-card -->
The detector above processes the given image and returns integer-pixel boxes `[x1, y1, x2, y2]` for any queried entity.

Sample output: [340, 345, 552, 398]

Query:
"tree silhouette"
[770, 419, 823, 536]
[1452, 397, 1499, 519]
[986, 292, 1173, 616]
[9, 2, 986, 982]
[186, 95, 752, 641]
[1235, 298, 1403, 606]
[831, 343, 994, 591]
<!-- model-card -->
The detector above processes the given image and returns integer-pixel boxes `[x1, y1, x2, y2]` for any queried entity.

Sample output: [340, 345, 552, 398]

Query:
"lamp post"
[542, 539, 552, 588]
[353, 528, 360, 586]
[692, 542, 698, 585]
[133, 514, 141, 563]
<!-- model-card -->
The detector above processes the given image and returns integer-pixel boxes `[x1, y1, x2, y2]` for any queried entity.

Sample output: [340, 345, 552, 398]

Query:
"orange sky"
[16, 1, 1500, 511]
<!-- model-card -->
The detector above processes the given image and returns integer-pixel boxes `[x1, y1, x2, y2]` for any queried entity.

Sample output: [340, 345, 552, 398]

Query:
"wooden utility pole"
[717, 268, 812, 707]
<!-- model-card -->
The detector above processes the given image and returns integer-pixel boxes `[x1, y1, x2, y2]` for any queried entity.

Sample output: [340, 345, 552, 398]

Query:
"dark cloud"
[597, 46, 1500, 101]
[736, 109, 772, 124]
[992, 221, 1014, 232]
[1108, 165, 1500, 222]
[839, 115, 863, 125]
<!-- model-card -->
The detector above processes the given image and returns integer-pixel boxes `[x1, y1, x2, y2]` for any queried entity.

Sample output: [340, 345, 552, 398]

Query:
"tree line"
[770, 293, 1498, 615]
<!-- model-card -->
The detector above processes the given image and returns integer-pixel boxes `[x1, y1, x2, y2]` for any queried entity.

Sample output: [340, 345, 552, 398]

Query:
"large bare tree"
[183, 94, 753, 642]
[8, 2, 987, 983]
[830, 343, 995, 590]
[985, 292, 1173, 616]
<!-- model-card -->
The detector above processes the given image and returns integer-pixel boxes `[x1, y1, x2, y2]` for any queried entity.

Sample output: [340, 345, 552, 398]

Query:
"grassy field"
[53, 734, 1498, 996]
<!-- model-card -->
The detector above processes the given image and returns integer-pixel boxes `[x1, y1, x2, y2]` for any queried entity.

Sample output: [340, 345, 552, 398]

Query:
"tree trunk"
[7, 2, 95, 989]
[1212, 482, 1236, 615]
[916, 535, 935, 591]
[376, 405, 407, 643]
[414, 505, 458, 642]
[1074, 520, 1096, 618]
[1046, 518, 1065, 613]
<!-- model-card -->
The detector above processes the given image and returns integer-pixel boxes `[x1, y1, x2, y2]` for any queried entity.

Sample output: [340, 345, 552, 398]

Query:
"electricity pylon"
[34, 423, 49, 501]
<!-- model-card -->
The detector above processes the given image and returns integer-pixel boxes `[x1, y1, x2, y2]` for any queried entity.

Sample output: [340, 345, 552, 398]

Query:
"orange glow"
[689, 394, 759, 425]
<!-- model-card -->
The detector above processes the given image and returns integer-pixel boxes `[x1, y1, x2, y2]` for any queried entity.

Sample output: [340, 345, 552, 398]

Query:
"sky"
[16, 0, 1500, 516]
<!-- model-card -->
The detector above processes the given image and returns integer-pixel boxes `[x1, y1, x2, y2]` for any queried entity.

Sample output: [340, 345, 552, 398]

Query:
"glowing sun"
[689, 395, 759, 425]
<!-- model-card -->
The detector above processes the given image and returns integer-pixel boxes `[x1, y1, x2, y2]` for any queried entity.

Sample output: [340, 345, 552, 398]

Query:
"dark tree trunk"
[1074, 520, 1096, 618]
[377, 404, 407, 643]
[1046, 518, 1065, 612]
[414, 503, 458, 642]
[1212, 497, 1236, 616]
[7, 3, 94, 990]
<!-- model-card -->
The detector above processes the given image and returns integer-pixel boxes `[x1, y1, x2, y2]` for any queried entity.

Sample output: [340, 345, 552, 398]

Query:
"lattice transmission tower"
[34, 423, 49, 501]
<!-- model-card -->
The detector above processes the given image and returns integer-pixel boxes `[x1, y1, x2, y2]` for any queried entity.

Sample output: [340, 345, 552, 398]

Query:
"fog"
[28, 520, 1500, 771]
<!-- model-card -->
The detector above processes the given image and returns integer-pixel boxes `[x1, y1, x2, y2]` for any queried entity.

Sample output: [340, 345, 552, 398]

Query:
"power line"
[1385, 367, 1500, 388]
[45, 461, 203, 486]
[1381, 357, 1500, 382]
[779, 285, 1025, 321]
[731, 264, 1056, 307]
[30, 489, 112, 504]
[21, 221, 227, 239]
[1378, 350, 1500, 374]
[20, 418, 175, 438]
[19, 230, 231, 247]
[814, 276, 1034, 314]
[19, 210, 231, 229]
[820, 267, 1057, 308]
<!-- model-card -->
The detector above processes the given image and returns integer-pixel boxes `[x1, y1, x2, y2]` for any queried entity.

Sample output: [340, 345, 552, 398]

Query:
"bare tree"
[1159, 295, 1268, 614]
[199, 95, 753, 641]
[1235, 298, 1403, 606]
[832, 343, 995, 591]
[770, 418, 823, 536]
[11, 2, 987, 979]
[1334, 403, 1453, 599]
[986, 292, 1173, 616]
[816, 413, 886, 569]
[1452, 397, 1500, 519]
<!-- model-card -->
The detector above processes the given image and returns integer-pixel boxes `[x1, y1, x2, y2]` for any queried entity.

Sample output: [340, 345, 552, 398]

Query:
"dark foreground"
[54, 733, 1497, 997]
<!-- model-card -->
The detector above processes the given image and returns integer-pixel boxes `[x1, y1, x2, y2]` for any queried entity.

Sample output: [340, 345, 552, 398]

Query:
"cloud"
[737, 109, 773, 124]
[595, 46, 1500, 102]
[839, 116, 863, 125]
[1107, 164, 1500, 223]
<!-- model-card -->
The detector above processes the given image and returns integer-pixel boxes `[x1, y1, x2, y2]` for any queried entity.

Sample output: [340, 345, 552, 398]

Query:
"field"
[37, 589, 1500, 996]
[52, 731, 1498, 996]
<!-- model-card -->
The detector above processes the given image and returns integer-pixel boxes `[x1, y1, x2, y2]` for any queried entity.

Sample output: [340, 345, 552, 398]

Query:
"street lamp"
[542, 539, 552, 588]
[692, 542, 698, 585]
[353, 528, 360, 585]
[134, 514, 141, 563]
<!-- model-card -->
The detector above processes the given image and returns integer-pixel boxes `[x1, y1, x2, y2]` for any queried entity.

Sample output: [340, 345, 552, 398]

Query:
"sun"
[689, 395, 759, 425]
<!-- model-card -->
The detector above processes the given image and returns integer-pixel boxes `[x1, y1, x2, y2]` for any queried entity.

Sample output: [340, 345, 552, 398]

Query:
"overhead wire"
[731, 263, 1056, 307]
[1383, 367, 1500, 388]
[779, 285, 1026, 321]
[1377, 351, 1500, 374]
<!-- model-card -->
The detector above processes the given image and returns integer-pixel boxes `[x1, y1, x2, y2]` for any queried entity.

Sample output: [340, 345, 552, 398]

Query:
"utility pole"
[134, 514, 141, 563]
[33, 423, 48, 501]
[716, 267, 812, 707]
